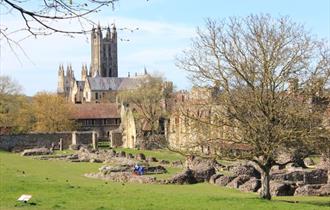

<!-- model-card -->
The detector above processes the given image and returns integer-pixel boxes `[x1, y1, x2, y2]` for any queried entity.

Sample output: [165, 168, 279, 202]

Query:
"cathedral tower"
[81, 64, 88, 81]
[57, 64, 65, 93]
[90, 24, 118, 77]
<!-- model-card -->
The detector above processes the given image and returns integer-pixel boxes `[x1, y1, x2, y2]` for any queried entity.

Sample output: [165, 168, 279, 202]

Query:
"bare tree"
[0, 75, 28, 134]
[118, 75, 171, 148]
[1, 0, 117, 36]
[0, 75, 21, 95]
[177, 14, 330, 200]
[0, 0, 139, 60]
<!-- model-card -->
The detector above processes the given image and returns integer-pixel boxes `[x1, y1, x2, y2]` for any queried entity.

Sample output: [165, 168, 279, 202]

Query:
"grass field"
[0, 150, 329, 210]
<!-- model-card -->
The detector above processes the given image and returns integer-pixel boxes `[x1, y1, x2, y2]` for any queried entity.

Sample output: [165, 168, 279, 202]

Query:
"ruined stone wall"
[120, 104, 136, 149]
[0, 132, 93, 152]
[75, 132, 94, 145]
[110, 130, 123, 147]
[76, 124, 119, 140]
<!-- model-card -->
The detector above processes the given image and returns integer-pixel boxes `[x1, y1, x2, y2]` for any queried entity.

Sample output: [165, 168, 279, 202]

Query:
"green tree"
[177, 14, 330, 200]
[32, 92, 76, 132]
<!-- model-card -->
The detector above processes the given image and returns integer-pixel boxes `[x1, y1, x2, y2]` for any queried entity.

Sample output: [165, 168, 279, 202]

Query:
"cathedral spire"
[81, 64, 87, 81]
[111, 23, 117, 38]
[58, 64, 64, 76]
[144, 66, 148, 75]
[96, 21, 102, 37]
[106, 24, 111, 39]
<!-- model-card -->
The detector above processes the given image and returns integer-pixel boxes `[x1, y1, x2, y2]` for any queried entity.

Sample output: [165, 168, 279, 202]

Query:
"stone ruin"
[19, 145, 329, 197]
[209, 161, 329, 197]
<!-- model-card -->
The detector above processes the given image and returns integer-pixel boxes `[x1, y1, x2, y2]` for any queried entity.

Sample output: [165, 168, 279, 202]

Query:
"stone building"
[167, 87, 222, 153]
[79, 76, 144, 103]
[90, 24, 118, 78]
[168, 81, 330, 154]
[56, 24, 171, 148]
[119, 104, 137, 148]
[71, 103, 121, 139]
[57, 23, 119, 101]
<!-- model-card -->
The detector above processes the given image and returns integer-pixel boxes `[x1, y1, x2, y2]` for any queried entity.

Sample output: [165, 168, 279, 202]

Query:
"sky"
[1, 0, 329, 96]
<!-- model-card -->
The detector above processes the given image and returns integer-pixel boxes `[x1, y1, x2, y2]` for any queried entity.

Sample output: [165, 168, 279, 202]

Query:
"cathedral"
[56, 24, 151, 146]
[57, 24, 147, 104]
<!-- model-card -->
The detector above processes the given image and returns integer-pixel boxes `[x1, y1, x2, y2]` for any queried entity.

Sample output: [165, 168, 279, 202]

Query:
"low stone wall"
[0, 132, 94, 152]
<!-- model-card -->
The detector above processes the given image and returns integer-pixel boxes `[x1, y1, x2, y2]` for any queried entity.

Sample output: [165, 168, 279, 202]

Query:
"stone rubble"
[209, 162, 329, 197]
[21, 148, 53, 156]
[20, 147, 329, 196]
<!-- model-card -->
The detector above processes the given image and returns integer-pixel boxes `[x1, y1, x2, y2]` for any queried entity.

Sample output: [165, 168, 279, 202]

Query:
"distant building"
[168, 81, 330, 154]
[56, 24, 170, 146]
[57, 23, 146, 103]
[71, 103, 121, 139]
[74, 76, 145, 104]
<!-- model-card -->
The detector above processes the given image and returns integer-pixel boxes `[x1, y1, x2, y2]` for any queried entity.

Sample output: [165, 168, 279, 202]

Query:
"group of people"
[133, 164, 144, 175]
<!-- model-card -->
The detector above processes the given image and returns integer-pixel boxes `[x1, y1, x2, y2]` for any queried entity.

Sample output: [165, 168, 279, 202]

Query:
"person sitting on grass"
[133, 164, 144, 175]
[133, 164, 139, 175]
[138, 165, 144, 175]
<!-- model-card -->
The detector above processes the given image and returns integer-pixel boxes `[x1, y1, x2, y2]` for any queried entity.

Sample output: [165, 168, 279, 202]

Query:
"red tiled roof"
[71, 103, 120, 119]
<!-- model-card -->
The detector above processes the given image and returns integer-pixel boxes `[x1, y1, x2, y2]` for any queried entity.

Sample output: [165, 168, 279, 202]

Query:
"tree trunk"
[260, 168, 271, 200]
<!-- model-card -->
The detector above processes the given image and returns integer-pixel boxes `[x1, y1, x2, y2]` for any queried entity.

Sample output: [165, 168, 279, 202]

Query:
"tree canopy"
[177, 14, 330, 200]
[32, 92, 76, 132]
[0, 77, 76, 134]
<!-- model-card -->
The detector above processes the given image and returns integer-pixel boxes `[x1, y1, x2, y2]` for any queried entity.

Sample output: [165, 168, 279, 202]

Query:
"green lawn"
[0, 151, 329, 210]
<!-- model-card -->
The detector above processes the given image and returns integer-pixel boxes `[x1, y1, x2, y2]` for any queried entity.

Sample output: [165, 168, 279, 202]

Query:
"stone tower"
[57, 64, 65, 93]
[90, 24, 118, 77]
[57, 64, 75, 97]
[81, 64, 88, 81]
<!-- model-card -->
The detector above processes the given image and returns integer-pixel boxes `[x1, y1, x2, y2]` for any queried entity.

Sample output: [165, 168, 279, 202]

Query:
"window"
[95, 92, 99, 100]
[86, 119, 94, 125]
